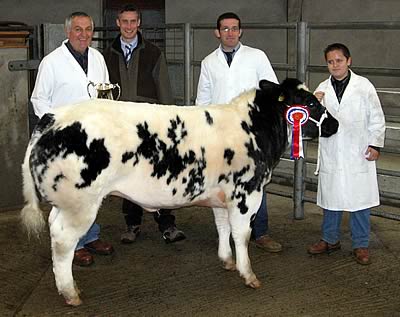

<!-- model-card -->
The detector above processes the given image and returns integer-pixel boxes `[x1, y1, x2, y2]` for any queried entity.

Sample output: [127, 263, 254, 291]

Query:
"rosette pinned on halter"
[285, 105, 310, 159]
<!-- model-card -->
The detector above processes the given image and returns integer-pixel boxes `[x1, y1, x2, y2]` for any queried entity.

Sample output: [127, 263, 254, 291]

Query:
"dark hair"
[324, 43, 351, 60]
[65, 12, 93, 31]
[118, 4, 141, 20]
[216, 12, 241, 30]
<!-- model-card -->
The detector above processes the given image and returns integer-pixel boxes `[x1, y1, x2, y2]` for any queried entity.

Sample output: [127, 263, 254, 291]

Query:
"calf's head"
[259, 78, 338, 140]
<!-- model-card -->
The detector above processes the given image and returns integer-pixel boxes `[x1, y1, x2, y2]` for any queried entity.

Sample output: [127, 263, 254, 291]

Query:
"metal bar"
[308, 65, 400, 77]
[184, 23, 191, 106]
[309, 21, 400, 30]
[293, 21, 308, 220]
[191, 23, 297, 30]
[267, 188, 400, 221]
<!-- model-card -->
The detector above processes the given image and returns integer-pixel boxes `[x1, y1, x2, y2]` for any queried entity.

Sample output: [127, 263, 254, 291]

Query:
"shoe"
[253, 235, 282, 253]
[308, 240, 341, 255]
[121, 225, 141, 244]
[162, 226, 186, 244]
[73, 248, 94, 266]
[84, 239, 114, 255]
[353, 248, 371, 265]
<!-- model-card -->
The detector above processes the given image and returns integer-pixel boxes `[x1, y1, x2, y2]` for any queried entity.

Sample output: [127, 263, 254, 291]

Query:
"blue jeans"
[252, 191, 269, 239]
[321, 209, 370, 249]
[76, 223, 100, 250]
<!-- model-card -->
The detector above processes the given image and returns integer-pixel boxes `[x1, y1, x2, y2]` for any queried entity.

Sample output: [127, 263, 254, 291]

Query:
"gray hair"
[64, 12, 94, 32]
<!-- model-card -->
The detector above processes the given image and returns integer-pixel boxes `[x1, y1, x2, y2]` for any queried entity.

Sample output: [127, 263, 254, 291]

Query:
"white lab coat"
[31, 40, 109, 118]
[196, 43, 278, 105]
[315, 70, 386, 211]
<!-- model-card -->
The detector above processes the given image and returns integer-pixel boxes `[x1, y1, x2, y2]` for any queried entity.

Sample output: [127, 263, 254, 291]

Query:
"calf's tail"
[20, 140, 46, 239]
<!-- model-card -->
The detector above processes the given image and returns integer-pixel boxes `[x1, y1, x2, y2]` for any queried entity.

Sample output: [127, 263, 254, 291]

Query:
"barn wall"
[165, 0, 400, 89]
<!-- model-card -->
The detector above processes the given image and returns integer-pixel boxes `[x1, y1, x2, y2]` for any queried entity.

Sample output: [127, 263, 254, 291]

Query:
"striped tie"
[125, 44, 133, 62]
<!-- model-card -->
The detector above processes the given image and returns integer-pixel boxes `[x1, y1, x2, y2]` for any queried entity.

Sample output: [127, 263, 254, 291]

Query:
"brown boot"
[308, 240, 341, 255]
[73, 248, 94, 266]
[84, 239, 114, 255]
[253, 235, 282, 253]
[353, 248, 371, 265]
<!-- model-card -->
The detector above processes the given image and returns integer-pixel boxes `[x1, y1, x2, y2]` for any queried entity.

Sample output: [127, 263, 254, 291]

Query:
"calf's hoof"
[245, 277, 261, 289]
[65, 296, 82, 306]
[222, 260, 236, 271]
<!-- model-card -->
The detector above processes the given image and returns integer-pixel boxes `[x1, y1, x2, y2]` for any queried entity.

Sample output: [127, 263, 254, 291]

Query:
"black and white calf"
[21, 79, 338, 305]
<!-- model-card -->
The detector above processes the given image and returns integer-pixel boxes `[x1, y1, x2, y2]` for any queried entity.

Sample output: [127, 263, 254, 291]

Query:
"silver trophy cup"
[87, 81, 121, 100]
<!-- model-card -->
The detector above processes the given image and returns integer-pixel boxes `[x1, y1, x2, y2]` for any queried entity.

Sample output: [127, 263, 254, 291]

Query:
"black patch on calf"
[183, 147, 206, 199]
[122, 151, 134, 163]
[122, 118, 206, 199]
[241, 121, 251, 134]
[52, 173, 65, 191]
[30, 122, 110, 191]
[223, 149, 235, 165]
[204, 111, 213, 125]
[218, 173, 230, 184]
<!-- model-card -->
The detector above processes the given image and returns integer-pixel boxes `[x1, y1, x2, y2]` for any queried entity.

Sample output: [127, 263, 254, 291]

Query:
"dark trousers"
[122, 199, 176, 233]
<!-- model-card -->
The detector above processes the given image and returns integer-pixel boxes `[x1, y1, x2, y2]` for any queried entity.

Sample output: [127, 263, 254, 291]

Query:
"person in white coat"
[308, 43, 385, 265]
[31, 12, 114, 266]
[196, 12, 282, 253]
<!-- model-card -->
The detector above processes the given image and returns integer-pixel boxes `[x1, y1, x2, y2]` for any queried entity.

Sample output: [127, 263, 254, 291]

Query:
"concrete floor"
[1, 190, 400, 316]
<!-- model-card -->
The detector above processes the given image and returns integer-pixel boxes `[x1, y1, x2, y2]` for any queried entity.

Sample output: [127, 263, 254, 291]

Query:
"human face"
[117, 11, 141, 43]
[214, 18, 242, 51]
[326, 49, 352, 80]
[66, 16, 93, 54]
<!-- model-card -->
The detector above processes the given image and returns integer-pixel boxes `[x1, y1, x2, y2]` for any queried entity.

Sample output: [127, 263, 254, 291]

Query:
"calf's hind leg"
[49, 204, 99, 306]
[229, 208, 260, 288]
[212, 207, 235, 271]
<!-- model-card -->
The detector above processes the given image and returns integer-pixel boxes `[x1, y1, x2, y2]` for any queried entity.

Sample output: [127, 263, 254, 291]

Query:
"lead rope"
[308, 110, 328, 176]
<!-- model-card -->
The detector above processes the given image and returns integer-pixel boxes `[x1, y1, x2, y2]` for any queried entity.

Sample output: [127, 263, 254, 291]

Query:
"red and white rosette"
[285, 105, 310, 159]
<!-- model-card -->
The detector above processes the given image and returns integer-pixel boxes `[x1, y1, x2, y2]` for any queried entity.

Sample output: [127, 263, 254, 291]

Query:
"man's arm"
[154, 53, 174, 104]
[31, 60, 54, 119]
[195, 60, 212, 106]
[258, 51, 279, 84]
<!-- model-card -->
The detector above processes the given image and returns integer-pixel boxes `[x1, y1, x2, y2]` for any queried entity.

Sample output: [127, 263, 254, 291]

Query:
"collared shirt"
[120, 36, 138, 57]
[65, 41, 88, 74]
[221, 43, 241, 66]
[331, 72, 351, 103]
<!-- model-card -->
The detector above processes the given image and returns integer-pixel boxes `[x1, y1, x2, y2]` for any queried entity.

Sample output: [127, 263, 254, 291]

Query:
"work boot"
[253, 235, 282, 253]
[73, 248, 94, 266]
[162, 226, 186, 244]
[84, 239, 114, 255]
[308, 240, 341, 255]
[353, 248, 371, 265]
[121, 225, 141, 244]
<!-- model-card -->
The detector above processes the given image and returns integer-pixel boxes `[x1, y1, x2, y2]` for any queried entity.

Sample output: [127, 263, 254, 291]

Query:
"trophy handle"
[113, 83, 121, 101]
[87, 81, 95, 98]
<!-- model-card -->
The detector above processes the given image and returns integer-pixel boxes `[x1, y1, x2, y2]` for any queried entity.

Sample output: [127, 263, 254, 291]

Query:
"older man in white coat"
[31, 12, 113, 266]
[308, 43, 385, 265]
[196, 12, 282, 253]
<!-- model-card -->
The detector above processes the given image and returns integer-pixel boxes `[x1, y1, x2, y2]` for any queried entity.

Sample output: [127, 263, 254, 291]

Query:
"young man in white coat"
[196, 12, 282, 253]
[308, 43, 385, 265]
[31, 12, 114, 266]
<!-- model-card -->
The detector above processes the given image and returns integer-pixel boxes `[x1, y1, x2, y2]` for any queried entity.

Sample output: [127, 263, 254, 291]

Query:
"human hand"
[314, 91, 325, 102]
[365, 147, 380, 161]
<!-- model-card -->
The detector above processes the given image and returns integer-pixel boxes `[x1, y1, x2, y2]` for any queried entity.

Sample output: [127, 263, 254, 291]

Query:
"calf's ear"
[259, 79, 279, 91]
[259, 80, 281, 99]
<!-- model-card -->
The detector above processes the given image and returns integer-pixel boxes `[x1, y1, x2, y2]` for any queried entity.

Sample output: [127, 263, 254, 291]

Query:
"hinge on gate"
[8, 59, 40, 71]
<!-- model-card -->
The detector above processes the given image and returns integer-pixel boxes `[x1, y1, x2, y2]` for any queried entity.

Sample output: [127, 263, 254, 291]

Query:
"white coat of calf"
[20, 78, 338, 306]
